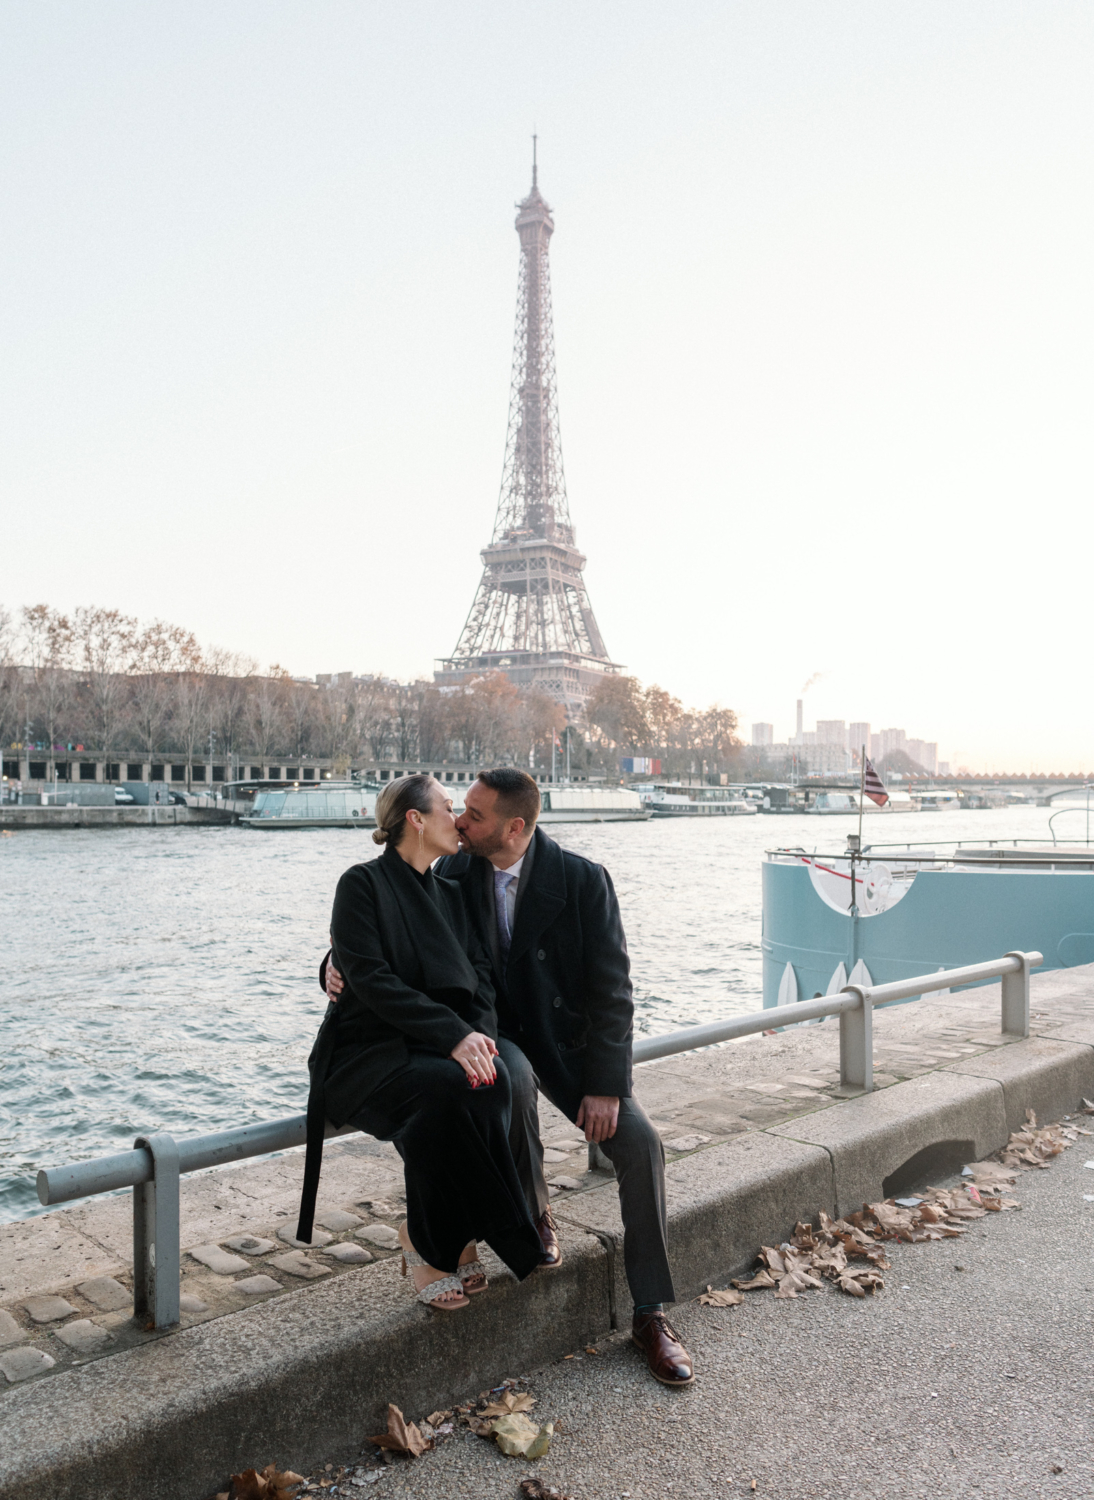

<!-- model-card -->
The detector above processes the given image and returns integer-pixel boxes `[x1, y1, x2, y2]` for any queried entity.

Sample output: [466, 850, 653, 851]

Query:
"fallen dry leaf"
[699, 1285, 743, 1307]
[228, 1465, 306, 1500]
[732, 1269, 777, 1291]
[480, 1392, 536, 1417]
[425, 1410, 452, 1427]
[467, 1416, 497, 1437]
[491, 1413, 554, 1459]
[368, 1404, 430, 1458]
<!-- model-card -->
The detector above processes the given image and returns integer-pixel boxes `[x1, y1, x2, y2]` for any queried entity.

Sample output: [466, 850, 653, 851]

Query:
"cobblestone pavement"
[293, 1121, 1094, 1500]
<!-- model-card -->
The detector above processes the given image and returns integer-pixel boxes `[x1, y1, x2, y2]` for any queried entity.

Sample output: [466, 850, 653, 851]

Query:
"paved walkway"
[291, 1123, 1094, 1500]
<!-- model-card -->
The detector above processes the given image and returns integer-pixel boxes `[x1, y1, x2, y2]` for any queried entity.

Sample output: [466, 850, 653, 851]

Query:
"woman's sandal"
[398, 1234, 469, 1311]
[458, 1243, 488, 1295]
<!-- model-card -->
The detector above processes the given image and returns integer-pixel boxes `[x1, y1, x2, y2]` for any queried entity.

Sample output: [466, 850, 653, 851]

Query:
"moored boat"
[539, 786, 650, 822]
[239, 784, 379, 829]
[633, 781, 758, 817]
[762, 835, 1094, 1006]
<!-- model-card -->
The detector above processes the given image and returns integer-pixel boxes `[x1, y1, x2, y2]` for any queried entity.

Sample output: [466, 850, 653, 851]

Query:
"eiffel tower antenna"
[436, 155, 620, 714]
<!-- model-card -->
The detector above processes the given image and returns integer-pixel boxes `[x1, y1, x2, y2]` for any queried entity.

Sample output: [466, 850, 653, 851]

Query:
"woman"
[296, 774, 544, 1308]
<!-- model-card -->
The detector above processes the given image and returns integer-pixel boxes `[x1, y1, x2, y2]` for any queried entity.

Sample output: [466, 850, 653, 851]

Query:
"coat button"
[553, 997, 562, 1008]
[537, 949, 546, 960]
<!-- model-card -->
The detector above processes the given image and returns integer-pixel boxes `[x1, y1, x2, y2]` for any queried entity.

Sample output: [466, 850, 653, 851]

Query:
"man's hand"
[451, 1032, 499, 1087]
[576, 1095, 620, 1144]
[325, 961, 344, 1002]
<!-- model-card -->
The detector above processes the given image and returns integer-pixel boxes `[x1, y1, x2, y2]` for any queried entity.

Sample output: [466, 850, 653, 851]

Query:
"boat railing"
[33, 950, 1041, 1331]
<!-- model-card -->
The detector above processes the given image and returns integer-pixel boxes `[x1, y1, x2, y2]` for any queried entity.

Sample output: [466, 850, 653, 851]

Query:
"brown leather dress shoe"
[632, 1310, 695, 1386]
[533, 1207, 562, 1269]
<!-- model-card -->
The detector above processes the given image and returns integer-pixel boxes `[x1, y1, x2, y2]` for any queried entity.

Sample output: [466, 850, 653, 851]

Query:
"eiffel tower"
[436, 149, 620, 715]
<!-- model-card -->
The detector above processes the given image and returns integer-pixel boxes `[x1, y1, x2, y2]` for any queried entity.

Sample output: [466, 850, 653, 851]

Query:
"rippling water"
[0, 805, 1058, 1220]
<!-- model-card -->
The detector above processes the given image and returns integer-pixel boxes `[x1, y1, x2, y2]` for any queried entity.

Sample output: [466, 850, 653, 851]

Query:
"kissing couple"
[296, 767, 693, 1386]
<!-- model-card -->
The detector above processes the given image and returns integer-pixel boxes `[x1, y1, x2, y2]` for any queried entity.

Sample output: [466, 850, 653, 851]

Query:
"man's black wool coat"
[434, 826, 634, 1113]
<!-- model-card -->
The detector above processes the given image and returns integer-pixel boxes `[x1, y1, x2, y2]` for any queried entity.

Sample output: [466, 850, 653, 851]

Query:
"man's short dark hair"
[477, 767, 541, 829]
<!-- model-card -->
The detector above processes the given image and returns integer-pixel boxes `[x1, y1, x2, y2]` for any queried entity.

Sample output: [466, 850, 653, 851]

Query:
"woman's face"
[414, 781, 460, 860]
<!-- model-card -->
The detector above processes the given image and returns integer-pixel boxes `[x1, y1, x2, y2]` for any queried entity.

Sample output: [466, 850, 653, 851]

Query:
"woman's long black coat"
[296, 844, 498, 1241]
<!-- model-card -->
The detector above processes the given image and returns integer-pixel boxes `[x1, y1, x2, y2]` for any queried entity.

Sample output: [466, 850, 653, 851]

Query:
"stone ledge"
[768, 1071, 1008, 1214]
[0, 1225, 609, 1500]
[557, 1131, 834, 1314]
[946, 1036, 1094, 1133]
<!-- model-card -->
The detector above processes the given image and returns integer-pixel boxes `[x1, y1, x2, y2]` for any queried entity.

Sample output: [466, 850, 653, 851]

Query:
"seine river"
[0, 804, 1060, 1221]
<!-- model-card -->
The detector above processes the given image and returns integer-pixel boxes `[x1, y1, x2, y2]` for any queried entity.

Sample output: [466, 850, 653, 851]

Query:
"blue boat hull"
[762, 860, 1094, 1007]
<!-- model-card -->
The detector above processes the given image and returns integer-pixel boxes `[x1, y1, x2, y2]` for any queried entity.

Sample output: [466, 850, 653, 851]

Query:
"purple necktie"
[493, 868, 516, 962]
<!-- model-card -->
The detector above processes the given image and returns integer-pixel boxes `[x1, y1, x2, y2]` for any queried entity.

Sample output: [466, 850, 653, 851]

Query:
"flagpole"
[857, 743, 866, 849]
[849, 742, 866, 979]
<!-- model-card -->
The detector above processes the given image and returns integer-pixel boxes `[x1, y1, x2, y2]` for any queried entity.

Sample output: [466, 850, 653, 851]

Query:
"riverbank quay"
[0, 805, 234, 828]
[1, 963, 1093, 1500]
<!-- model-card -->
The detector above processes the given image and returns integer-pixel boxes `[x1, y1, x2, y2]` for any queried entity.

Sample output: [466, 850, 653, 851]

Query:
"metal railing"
[35, 949, 1041, 1331]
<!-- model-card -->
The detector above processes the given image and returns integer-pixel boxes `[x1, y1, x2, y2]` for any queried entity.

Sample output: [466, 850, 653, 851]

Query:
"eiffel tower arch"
[435, 153, 621, 718]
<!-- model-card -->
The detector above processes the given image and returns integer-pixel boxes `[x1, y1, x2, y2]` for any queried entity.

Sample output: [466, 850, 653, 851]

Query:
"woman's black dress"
[296, 844, 544, 1280]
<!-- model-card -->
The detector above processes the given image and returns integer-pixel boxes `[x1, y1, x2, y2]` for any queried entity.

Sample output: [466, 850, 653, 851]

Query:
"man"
[325, 767, 693, 1386]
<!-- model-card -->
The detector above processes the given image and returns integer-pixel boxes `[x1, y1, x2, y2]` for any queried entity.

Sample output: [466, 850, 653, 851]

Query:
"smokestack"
[796, 699, 803, 738]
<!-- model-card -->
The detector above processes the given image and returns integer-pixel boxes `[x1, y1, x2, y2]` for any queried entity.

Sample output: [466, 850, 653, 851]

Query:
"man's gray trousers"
[496, 1037, 675, 1308]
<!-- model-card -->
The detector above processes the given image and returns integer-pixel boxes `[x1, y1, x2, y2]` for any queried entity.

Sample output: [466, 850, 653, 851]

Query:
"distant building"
[906, 740, 938, 774]
[799, 742, 851, 774]
[848, 722, 871, 758]
[938, 761, 951, 776]
[751, 723, 774, 747]
[816, 720, 847, 749]
[879, 728, 907, 759]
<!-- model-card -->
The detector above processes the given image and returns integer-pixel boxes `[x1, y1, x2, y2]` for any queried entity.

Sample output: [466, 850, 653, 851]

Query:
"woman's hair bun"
[371, 773, 438, 850]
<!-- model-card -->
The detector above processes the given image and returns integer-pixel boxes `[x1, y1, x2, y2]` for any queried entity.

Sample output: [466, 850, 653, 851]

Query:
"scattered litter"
[1084, 1195, 1094, 1202]
[894, 1197, 923, 1207]
[699, 1285, 743, 1307]
[520, 1479, 573, 1500]
[220, 1463, 305, 1500]
[1082, 1099, 1094, 1115]
[368, 1405, 430, 1458]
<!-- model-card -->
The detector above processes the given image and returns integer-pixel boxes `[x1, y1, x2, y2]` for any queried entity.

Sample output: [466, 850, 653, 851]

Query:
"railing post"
[839, 984, 873, 1092]
[132, 1132, 180, 1330]
[1001, 951, 1031, 1038]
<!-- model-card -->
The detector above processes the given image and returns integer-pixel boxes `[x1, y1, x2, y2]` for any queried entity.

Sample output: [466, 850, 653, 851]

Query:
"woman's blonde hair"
[372, 773, 440, 847]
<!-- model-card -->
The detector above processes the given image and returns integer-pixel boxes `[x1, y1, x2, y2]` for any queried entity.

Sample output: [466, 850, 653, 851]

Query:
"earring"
[417, 824, 425, 854]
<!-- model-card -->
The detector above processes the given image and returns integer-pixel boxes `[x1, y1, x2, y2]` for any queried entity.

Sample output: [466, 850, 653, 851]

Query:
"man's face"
[455, 780, 512, 857]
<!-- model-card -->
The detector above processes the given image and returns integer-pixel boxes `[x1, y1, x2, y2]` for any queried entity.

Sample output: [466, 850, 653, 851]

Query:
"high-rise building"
[751, 723, 774, 747]
[879, 728, 907, 759]
[436, 154, 617, 714]
[816, 720, 847, 749]
[848, 723, 871, 758]
[907, 740, 938, 774]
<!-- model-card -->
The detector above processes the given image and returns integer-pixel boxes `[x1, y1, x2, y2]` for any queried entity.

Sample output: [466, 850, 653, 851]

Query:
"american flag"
[863, 756, 889, 808]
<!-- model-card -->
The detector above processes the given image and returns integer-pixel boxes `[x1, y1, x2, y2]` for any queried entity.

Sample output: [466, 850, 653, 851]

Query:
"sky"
[1, 2, 1092, 773]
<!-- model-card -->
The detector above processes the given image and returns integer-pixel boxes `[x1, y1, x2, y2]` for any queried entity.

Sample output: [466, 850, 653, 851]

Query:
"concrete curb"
[947, 1037, 1094, 1134]
[769, 1071, 1008, 1213]
[2, 1039, 1091, 1500]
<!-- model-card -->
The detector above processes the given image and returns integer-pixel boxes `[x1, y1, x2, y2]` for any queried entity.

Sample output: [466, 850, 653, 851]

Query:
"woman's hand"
[451, 1031, 499, 1087]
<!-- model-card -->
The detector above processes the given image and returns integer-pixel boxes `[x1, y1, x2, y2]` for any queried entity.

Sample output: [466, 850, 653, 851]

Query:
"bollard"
[133, 1132, 181, 1330]
[1001, 951, 1032, 1038]
[838, 984, 873, 1092]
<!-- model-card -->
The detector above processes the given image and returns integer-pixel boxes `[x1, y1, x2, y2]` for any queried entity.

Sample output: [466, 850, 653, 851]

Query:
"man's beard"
[460, 825, 507, 858]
